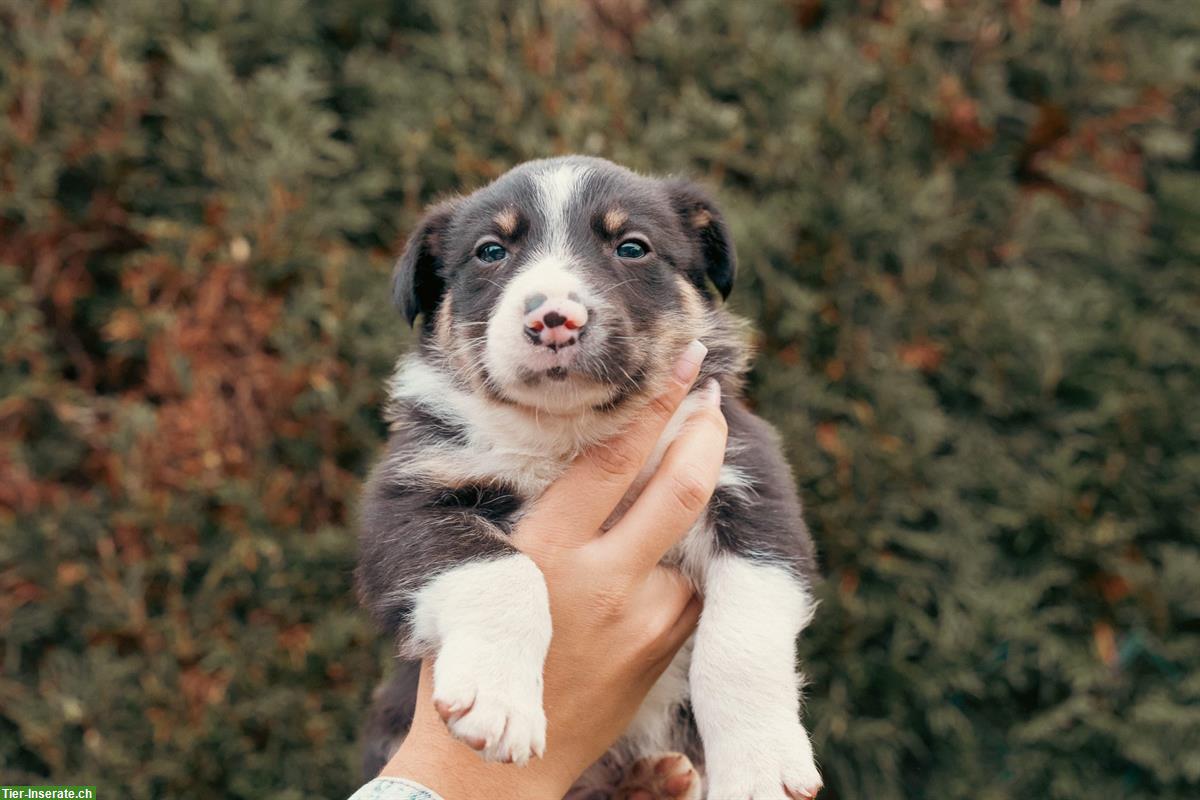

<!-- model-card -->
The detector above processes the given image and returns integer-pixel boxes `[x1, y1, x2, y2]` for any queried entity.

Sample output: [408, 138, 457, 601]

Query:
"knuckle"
[590, 441, 638, 479]
[669, 471, 712, 515]
[635, 610, 679, 656]
[594, 585, 629, 623]
[640, 617, 670, 647]
[695, 406, 728, 436]
[580, 553, 634, 619]
[648, 391, 679, 421]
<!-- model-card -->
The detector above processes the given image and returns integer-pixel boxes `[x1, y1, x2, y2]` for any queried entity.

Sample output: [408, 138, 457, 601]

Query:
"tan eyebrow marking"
[493, 207, 519, 236]
[690, 208, 713, 229]
[603, 207, 628, 235]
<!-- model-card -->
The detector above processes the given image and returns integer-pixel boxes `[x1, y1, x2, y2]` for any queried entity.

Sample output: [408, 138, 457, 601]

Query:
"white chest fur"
[386, 358, 744, 582]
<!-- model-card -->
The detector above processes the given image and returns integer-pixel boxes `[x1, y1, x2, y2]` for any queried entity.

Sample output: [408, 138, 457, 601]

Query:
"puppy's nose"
[523, 294, 588, 350]
[542, 310, 569, 329]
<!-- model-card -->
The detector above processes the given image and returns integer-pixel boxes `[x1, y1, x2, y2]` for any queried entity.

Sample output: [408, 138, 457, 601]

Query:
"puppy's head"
[394, 156, 736, 414]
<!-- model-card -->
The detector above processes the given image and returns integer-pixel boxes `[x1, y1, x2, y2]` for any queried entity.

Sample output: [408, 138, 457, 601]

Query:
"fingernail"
[673, 340, 707, 383]
[705, 378, 722, 407]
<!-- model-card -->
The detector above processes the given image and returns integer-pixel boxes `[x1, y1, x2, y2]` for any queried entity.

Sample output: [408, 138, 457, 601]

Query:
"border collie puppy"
[357, 156, 820, 800]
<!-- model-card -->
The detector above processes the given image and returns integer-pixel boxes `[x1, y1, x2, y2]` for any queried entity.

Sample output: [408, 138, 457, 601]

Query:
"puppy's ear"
[666, 179, 736, 301]
[393, 199, 459, 327]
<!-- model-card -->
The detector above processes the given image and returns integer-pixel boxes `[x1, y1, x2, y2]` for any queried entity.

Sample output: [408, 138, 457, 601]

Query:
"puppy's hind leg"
[616, 752, 702, 800]
[360, 660, 422, 780]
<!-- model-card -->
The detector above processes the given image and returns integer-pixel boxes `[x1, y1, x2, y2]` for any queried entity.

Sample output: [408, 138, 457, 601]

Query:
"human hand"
[381, 340, 728, 800]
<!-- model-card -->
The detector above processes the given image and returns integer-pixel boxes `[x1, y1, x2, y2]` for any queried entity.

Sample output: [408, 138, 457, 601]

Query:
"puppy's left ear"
[666, 179, 737, 301]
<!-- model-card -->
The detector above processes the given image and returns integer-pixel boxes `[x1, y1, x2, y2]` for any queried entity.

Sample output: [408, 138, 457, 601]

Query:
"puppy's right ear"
[393, 199, 459, 327]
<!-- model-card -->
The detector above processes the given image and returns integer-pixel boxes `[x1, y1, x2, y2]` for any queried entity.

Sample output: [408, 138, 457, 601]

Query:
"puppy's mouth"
[498, 325, 640, 407]
[514, 353, 590, 386]
[510, 317, 598, 381]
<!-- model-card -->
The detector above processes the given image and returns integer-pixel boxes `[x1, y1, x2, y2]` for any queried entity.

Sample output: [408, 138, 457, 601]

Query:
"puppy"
[356, 156, 821, 799]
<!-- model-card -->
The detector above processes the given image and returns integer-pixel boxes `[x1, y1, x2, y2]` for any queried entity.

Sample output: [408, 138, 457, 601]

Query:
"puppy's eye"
[616, 239, 649, 259]
[477, 242, 508, 263]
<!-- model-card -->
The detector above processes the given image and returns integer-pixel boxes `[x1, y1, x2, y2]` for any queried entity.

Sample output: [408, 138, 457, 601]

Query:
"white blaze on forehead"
[516, 163, 595, 293]
[534, 163, 592, 257]
[507, 252, 580, 299]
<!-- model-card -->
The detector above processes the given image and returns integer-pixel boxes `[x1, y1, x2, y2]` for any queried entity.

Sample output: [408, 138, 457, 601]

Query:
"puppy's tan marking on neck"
[435, 290, 455, 351]
[603, 207, 629, 236]
[493, 207, 519, 237]
[674, 275, 707, 327]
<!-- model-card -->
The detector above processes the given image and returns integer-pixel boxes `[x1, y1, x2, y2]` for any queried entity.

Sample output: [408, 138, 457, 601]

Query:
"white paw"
[704, 720, 822, 800]
[431, 637, 547, 764]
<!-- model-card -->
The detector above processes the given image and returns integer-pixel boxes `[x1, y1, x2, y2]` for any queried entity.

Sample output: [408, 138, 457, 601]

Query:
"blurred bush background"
[2, 0, 1198, 797]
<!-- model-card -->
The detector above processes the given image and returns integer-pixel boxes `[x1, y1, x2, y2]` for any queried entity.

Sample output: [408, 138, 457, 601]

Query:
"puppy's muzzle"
[523, 292, 589, 352]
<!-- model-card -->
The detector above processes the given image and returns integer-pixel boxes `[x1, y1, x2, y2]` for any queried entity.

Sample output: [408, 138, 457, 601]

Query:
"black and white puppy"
[357, 156, 821, 800]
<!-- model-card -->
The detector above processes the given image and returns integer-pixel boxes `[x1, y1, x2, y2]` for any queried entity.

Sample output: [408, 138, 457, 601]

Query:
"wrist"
[381, 708, 574, 800]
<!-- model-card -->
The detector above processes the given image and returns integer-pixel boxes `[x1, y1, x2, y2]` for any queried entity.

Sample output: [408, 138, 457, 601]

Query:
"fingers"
[514, 340, 708, 552]
[599, 380, 727, 574]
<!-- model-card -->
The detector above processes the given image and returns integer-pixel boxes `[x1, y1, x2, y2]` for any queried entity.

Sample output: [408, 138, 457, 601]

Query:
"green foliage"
[1, 0, 1197, 797]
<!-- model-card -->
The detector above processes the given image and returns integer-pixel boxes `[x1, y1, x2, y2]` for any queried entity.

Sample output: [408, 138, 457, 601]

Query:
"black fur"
[356, 428, 517, 639]
[710, 398, 818, 576]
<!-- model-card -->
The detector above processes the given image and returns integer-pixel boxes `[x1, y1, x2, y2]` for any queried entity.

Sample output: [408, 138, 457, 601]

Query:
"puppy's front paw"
[705, 720, 822, 800]
[431, 638, 546, 764]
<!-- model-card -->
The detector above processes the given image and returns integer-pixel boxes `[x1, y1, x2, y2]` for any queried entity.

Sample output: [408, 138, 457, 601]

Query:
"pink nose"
[524, 295, 588, 350]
